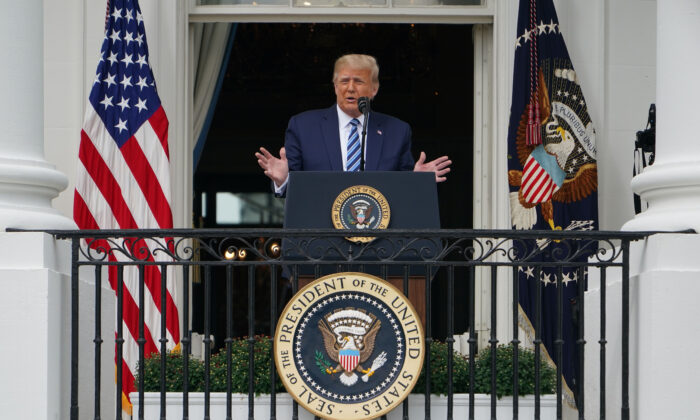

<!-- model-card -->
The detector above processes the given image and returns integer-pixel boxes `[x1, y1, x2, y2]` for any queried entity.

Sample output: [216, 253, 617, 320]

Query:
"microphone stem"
[360, 111, 369, 171]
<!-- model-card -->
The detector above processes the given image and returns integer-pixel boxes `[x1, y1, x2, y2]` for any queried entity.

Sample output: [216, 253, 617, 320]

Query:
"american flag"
[73, 0, 180, 413]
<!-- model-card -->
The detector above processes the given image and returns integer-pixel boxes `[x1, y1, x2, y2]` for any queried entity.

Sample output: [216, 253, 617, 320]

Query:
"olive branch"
[315, 350, 333, 374]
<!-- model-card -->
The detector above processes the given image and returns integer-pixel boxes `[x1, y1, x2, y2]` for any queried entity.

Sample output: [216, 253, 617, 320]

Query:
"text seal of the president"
[274, 273, 424, 420]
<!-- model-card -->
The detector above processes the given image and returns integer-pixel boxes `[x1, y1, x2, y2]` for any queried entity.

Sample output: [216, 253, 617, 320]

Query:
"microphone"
[358, 96, 371, 114]
[357, 97, 370, 171]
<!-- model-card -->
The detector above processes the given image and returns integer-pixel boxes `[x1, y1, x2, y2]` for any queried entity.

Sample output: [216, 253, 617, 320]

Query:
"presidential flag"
[73, 0, 180, 413]
[507, 0, 598, 408]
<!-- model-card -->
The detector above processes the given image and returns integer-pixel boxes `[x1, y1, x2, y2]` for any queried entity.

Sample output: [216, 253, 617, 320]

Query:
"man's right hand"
[255, 147, 289, 188]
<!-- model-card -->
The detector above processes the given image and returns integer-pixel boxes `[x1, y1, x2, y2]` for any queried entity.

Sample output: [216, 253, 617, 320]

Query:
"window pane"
[200, 0, 289, 5]
[392, 0, 481, 5]
[293, 0, 387, 6]
[199, 0, 481, 5]
[215, 192, 284, 225]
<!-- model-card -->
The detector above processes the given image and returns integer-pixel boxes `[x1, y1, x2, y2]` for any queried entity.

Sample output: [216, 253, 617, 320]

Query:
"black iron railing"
[38, 228, 648, 420]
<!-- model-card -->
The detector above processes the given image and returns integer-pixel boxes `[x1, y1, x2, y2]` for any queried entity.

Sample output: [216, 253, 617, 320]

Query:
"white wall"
[44, 0, 91, 226]
[555, 0, 656, 230]
[600, 0, 656, 230]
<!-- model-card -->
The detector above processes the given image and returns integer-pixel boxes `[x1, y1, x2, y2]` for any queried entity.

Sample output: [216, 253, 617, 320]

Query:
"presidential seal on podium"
[331, 185, 390, 243]
[274, 273, 424, 420]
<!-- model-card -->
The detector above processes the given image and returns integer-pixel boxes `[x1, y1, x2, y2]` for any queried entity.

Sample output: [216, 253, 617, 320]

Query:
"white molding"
[492, 0, 515, 232]
[489, 0, 517, 346]
[472, 24, 495, 347]
[189, 5, 494, 23]
[153, 0, 193, 230]
[473, 25, 491, 231]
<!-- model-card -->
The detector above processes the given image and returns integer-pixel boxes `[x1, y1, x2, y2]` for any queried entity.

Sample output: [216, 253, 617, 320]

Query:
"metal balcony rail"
[38, 228, 648, 420]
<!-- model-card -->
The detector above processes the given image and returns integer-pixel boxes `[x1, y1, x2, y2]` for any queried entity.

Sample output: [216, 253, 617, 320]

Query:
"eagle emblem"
[317, 308, 387, 387]
[509, 63, 598, 231]
[331, 186, 390, 243]
[348, 199, 375, 228]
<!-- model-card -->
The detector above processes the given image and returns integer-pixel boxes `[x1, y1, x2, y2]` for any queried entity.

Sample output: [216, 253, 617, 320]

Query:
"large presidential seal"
[331, 186, 390, 243]
[274, 273, 424, 420]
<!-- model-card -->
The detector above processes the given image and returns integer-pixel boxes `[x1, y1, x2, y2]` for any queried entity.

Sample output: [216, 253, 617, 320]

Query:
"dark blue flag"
[507, 0, 598, 408]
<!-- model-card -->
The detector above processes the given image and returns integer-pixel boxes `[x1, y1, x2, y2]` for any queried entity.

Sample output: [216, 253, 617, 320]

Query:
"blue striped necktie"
[346, 118, 361, 172]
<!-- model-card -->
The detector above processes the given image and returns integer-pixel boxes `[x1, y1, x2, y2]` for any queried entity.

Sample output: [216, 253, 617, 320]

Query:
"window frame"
[178, 0, 516, 348]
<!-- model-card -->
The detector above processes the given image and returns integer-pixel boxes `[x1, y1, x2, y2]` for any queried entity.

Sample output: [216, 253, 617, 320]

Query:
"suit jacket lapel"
[365, 112, 384, 170]
[321, 106, 343, 171]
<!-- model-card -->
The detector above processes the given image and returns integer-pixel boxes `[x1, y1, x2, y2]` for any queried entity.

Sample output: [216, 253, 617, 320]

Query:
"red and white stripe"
[521, 154, 556, 204]
[340, 354, 360, 372]
[74, 104, 180, 406]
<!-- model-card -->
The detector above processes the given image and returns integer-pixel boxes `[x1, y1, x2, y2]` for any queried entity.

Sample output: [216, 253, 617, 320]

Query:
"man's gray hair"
[333, 54, 380, 87]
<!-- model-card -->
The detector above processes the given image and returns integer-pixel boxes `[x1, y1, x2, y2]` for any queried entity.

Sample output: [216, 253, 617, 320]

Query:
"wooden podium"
[283, 171, 440, 329]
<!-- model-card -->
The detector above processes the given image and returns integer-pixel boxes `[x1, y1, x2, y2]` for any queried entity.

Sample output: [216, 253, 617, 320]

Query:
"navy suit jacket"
[284, 105, 415, 173]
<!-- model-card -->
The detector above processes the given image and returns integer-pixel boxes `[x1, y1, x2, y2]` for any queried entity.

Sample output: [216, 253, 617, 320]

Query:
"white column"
[623, 0, 700, 232]
[622, 4, 700, 419]
[0, 2, 76, 419]
[0, 0, 74, 230]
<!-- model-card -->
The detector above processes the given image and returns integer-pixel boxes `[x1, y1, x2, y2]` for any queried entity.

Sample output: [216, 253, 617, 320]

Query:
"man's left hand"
[414, 151, 452, 183]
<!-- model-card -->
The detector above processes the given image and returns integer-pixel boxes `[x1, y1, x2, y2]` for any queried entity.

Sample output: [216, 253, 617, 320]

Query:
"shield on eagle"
[339, 348, 360, 372]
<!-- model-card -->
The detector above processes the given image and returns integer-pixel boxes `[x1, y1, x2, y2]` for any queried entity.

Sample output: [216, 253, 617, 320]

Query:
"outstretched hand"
[413, 151, 451, 182]
[255, 147, 289, 187]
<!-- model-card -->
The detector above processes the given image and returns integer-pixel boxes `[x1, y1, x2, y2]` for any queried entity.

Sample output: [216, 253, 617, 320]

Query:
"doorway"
[193, 22, 474, 348]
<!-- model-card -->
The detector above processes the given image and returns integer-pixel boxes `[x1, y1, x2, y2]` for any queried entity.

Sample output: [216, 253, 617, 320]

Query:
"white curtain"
[192, 22, 233, 165]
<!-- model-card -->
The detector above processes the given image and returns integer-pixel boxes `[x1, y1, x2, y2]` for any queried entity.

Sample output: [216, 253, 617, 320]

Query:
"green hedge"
[411, 341, 555, 397]
[138, 337, 555, 397]
[140, 335, 285, 394]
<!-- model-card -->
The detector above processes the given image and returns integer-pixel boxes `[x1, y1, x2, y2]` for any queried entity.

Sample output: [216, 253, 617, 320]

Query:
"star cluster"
[519, 265, 586, 287]
[515, 19, 560, 49]
[88, 0, 161, 147]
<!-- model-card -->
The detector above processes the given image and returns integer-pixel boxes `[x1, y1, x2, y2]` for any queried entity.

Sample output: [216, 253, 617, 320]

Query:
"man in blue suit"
[256, 54, 451, 194]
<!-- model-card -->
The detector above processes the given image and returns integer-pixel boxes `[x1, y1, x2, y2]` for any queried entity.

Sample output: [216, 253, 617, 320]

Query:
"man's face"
[334, 67, 378, 118]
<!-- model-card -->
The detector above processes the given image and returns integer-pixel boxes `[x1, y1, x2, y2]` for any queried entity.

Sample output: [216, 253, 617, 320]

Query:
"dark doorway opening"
[193, 23, 475, 349]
